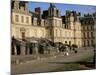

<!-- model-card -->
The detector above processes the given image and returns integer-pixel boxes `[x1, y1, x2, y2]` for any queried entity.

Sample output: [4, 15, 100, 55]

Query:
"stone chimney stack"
[13, 0, 19, 10]
[35, 7, 42, 15]
[25, 2, 28, 11]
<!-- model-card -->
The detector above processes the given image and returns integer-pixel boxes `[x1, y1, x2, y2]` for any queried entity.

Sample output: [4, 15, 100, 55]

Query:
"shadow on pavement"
[47, 61, 96, 69]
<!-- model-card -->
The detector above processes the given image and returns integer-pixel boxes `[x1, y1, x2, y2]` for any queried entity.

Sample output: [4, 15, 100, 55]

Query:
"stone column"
[35, 46, 38, 55]
[31, 43, 35, 55]
[56, 47, 59, 53]
[14, 44, 17, 55]
[20, 42, 26, 55]
[34, 43, 39, 59]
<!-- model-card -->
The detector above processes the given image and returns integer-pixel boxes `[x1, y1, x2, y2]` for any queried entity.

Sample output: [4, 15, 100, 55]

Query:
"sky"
[28, 1, 96, 16]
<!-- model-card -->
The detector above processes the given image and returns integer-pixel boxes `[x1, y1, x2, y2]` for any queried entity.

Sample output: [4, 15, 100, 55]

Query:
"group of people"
[63, 46, 70, 56]
[58, 45, 78, 56]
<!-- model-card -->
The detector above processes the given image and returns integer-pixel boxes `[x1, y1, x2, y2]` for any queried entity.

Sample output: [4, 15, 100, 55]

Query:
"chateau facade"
[11, 0, 96, 47]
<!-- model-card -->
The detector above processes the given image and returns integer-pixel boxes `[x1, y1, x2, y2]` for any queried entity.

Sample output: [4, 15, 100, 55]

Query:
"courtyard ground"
[11, 48, 95, 74]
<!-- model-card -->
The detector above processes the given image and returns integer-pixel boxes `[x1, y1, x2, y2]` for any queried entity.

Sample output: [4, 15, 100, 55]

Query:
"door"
[22, 32, 25, 41]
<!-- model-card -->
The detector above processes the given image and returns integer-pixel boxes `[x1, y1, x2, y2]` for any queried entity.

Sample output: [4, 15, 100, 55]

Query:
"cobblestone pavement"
[11, 48, 95, 74]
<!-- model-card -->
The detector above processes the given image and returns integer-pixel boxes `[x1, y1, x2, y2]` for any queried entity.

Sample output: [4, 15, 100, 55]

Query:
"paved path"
[11, 49, 94, 74]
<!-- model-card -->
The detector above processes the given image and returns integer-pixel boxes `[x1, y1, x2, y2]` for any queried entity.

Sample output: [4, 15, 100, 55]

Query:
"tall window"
[56, 10, 59, 17]
[84, 40, 86, 47]
[87, 32, 89, 38]
[83, 32, 85, 38]
[69, 41, 71, 45]
[87, 40, 90, 46]
[26, 17, 29, 23]
[15, 15, 19, 22]
[50, 29, 52, 36]
[21, 16, 24, 23]
[91, 32, 93, 38]
[91, 40, 94, 46]
[33, 18, 37, 25]
[55, 29, 57, 37]
[52, 8, 54, 16]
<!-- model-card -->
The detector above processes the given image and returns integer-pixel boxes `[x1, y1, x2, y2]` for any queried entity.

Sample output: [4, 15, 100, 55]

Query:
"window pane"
[21, 16, 24, 23]
[26, 17, 29, 23]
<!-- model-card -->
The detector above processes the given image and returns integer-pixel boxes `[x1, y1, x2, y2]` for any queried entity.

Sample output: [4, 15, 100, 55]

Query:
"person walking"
[64, 46, 69, 56]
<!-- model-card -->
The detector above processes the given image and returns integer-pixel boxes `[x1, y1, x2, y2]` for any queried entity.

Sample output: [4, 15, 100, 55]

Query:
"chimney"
[25, 2, 28, 11]
[35, 7, 41, 14]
